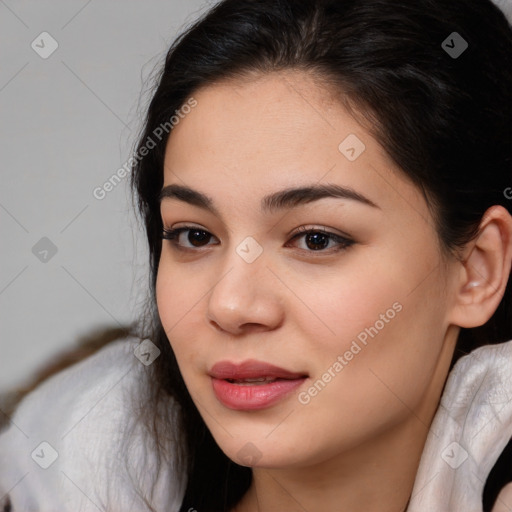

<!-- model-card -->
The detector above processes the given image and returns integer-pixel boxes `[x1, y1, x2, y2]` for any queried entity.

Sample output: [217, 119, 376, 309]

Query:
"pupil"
[189, 230, 210, 247]
[306, 232, 328, 250]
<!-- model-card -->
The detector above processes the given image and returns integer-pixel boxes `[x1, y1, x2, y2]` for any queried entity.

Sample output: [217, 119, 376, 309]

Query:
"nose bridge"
[212, 234, 268, 302]
[206, 235, 283, 332]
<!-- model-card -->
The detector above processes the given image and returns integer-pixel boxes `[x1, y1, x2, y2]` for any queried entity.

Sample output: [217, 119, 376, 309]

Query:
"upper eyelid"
[162, 224, 351, 238]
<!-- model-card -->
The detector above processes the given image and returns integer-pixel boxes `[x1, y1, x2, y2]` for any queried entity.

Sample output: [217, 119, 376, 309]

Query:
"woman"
[1, 0, 511, 510]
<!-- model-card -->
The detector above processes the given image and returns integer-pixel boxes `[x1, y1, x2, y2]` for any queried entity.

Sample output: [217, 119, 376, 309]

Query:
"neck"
[236, 416, 425, 512]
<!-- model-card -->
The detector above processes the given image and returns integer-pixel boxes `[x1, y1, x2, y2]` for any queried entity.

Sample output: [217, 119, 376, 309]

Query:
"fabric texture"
[407, 339, 512, 512]
[0, 337, 511, 511]
[0, 337, 186, 512]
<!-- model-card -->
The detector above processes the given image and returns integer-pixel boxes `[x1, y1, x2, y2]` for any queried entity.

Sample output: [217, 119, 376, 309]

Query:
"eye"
[287, 226, 354, 253]
[162, 226, 218, 249]
[162, 226, 354, 252]
[161, 225, 354, 254]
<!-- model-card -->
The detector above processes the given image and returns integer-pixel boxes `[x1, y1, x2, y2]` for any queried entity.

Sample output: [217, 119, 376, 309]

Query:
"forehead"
[162, 70, 429, 223]
[165, 71, 357, 168]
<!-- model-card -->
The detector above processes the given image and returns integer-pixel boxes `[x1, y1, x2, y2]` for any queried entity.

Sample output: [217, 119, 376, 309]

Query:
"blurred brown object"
[0, 325, 134, 431]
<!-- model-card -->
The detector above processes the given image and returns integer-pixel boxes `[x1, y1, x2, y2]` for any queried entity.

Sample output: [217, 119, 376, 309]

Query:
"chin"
[213, 434, 306, 469]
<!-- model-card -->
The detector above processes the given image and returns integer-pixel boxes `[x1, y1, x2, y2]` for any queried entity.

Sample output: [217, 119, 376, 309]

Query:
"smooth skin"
[155, 70, 512, 512]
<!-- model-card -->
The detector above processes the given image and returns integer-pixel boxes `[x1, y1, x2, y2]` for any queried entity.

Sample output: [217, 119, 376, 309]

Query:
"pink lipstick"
[209, 359, 308, 410]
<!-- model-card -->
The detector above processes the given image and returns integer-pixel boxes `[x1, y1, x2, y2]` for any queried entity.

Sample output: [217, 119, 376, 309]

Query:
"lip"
[209, 359, 307, 380]
[209, 359, 308, 410]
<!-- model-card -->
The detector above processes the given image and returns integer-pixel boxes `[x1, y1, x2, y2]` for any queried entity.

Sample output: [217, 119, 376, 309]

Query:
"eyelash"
[161, 225, 354, 255]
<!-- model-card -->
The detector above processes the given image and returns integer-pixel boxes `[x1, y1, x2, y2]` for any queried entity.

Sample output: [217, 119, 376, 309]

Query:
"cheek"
[305, 279, 445, 421]
[155, 253, 205, 326]
[155, 255, 223, 394]
[298, 251, 447, 406]
[297, 260, 404, 359]
[155, 259, 200, 364]
[155, 263, 178, 335]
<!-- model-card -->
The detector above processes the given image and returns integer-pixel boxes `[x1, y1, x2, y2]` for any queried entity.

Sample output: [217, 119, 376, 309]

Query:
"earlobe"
[449, 205, 512, 329]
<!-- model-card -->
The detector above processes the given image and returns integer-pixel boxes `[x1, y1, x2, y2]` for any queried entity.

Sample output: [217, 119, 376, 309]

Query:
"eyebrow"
[159, 183, 379, 215]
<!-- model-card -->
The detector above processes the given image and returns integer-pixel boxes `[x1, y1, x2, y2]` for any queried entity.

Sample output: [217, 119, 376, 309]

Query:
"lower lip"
[211, 377, 307, 410]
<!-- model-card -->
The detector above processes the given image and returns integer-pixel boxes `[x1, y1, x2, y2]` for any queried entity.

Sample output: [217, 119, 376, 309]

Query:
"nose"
[206, 249, 285, 335]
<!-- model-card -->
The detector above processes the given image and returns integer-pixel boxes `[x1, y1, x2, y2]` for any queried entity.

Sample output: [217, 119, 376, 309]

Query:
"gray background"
[0, 0, 210, 393]
[1, 0, 511, 394]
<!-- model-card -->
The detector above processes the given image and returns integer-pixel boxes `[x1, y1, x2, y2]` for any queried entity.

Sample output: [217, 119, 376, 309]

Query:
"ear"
[449, 205, 512, 328]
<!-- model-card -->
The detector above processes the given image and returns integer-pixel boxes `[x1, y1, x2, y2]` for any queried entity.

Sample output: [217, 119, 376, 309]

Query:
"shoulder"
[0, 337, 186, 511]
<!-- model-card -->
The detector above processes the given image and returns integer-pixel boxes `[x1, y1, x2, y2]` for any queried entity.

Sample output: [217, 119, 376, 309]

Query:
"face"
[156, 70, 458, 469]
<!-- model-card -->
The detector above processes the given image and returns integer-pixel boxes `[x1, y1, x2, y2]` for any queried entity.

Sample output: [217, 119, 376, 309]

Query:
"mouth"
[224, 376, 295, 385]
[208, 359, 309, 410]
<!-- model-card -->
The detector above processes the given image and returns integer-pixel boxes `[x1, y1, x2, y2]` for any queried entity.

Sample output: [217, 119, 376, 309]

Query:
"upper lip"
[209, 359, 308, 380]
